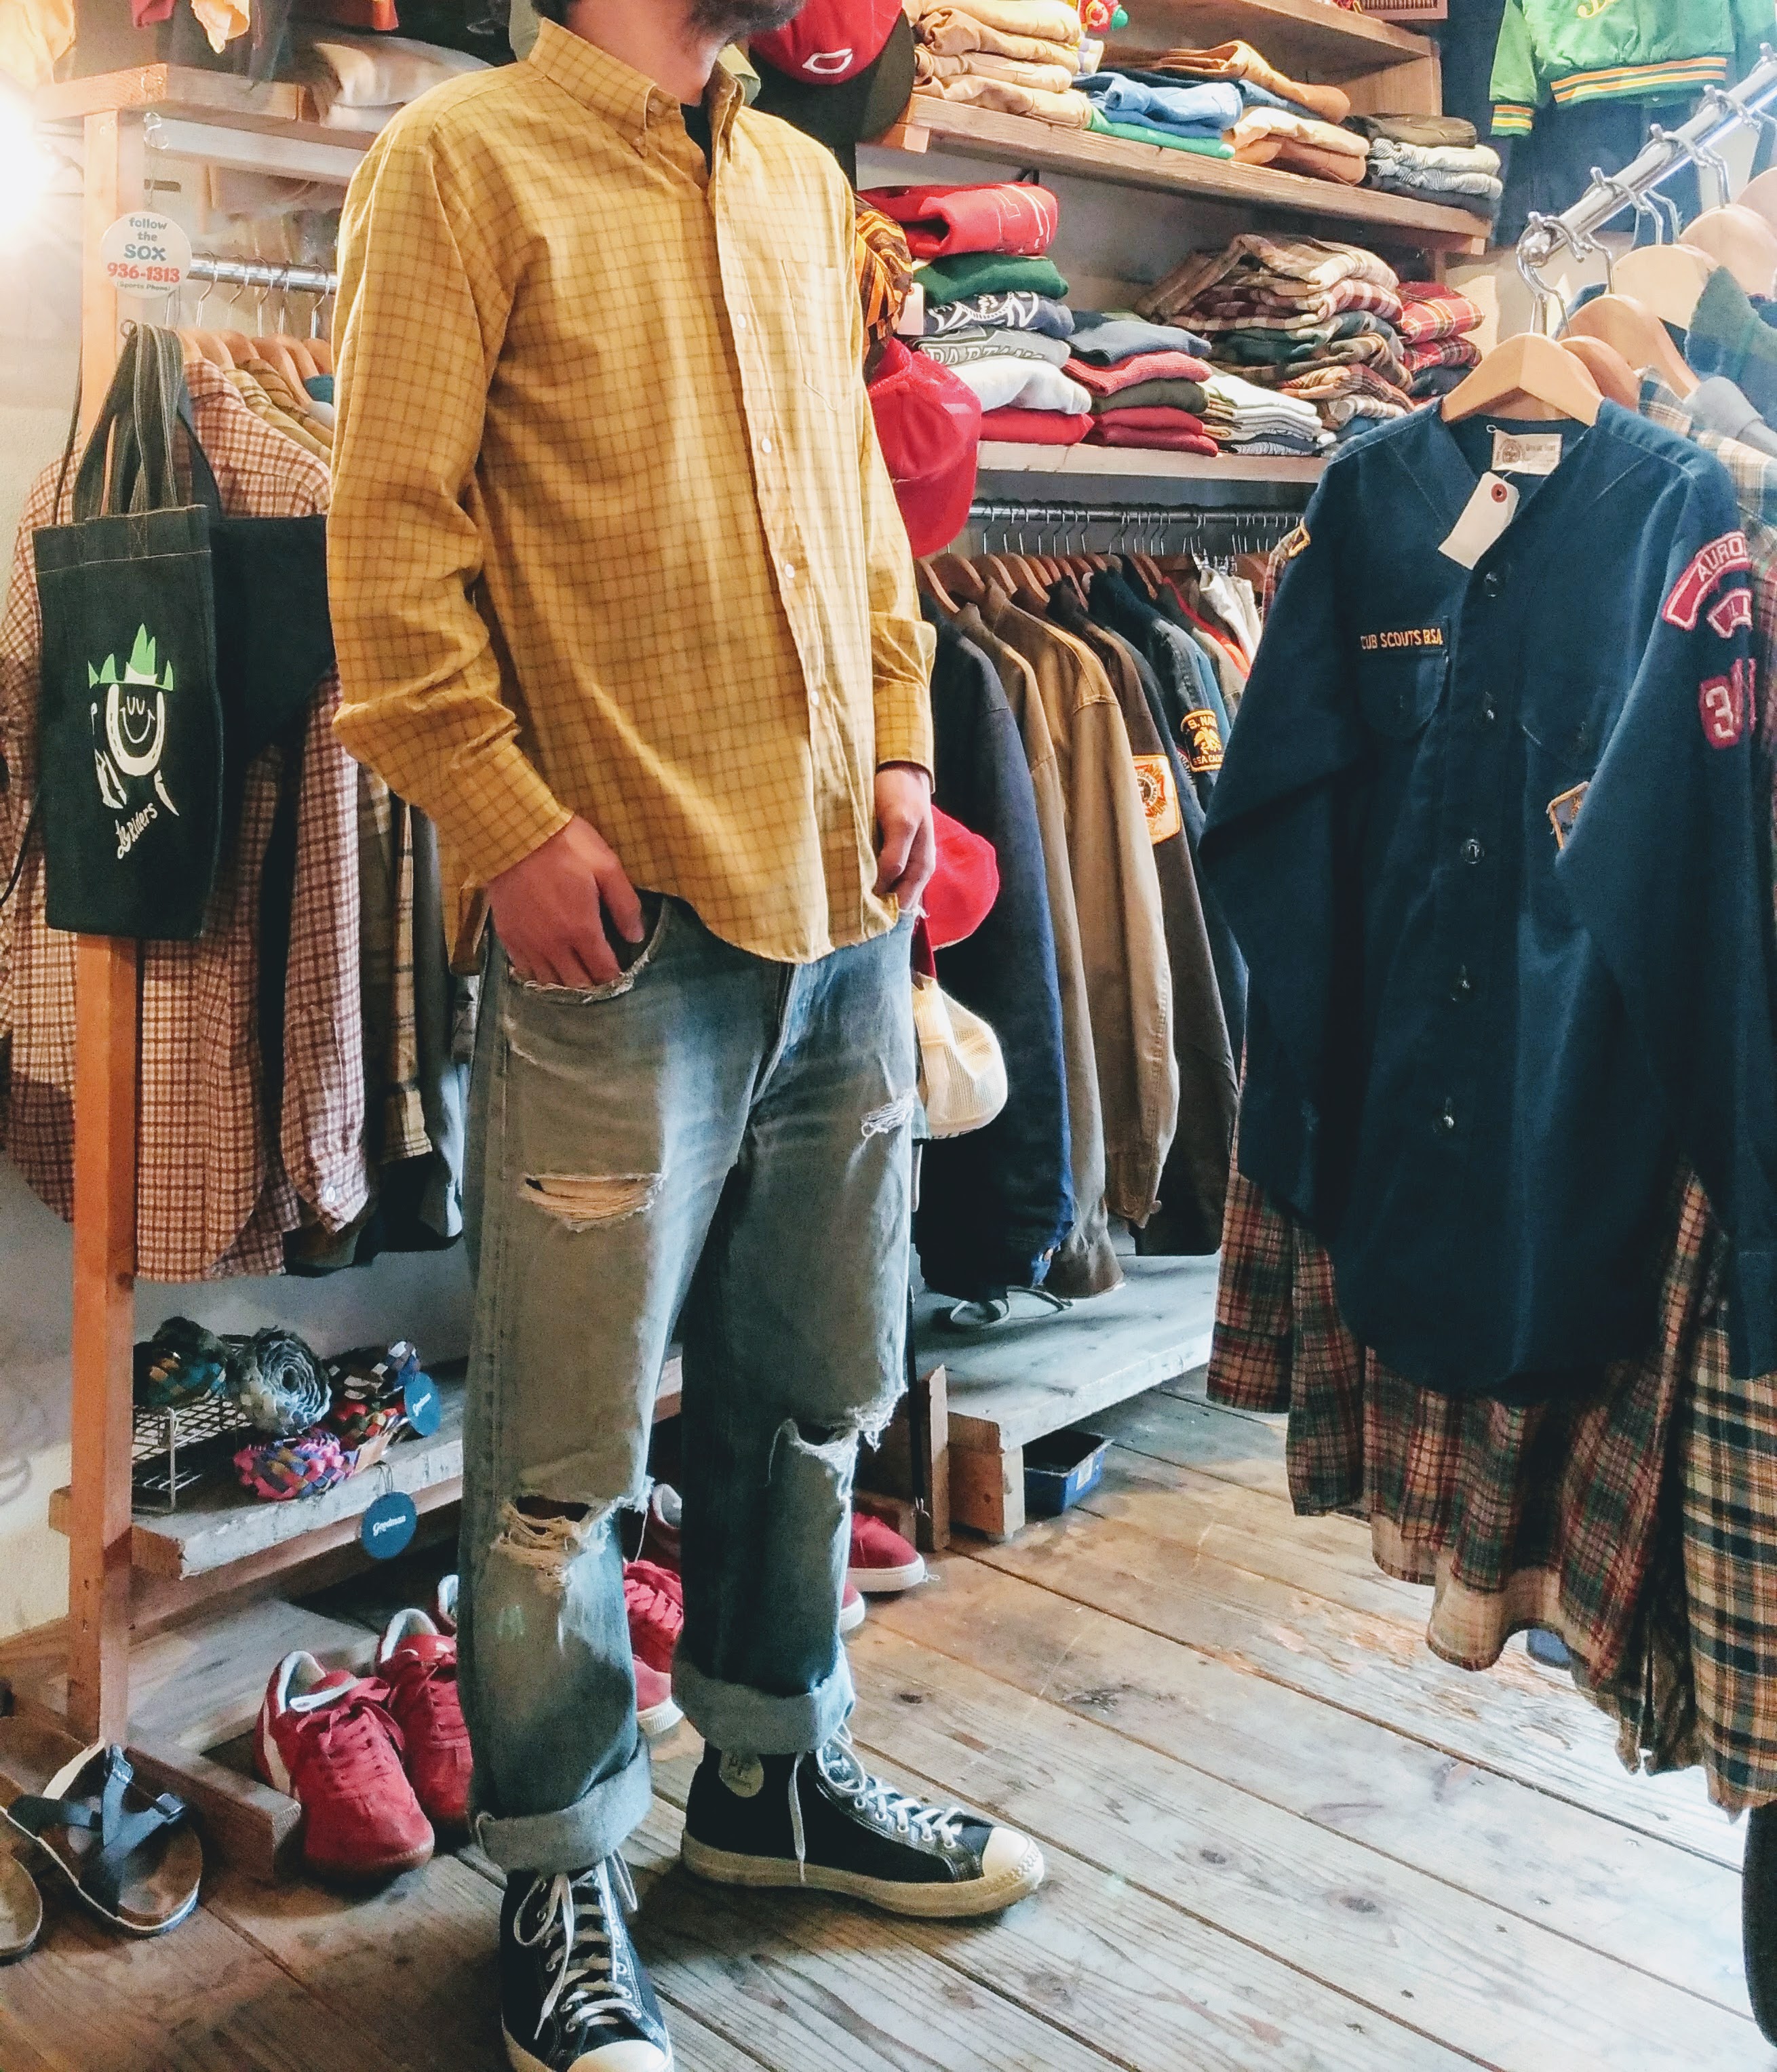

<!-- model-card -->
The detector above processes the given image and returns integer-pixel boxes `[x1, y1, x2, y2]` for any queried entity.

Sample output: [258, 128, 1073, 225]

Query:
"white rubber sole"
[678, 1831, 1045, 1919]
[504, 2023, 672, 2071]
[848, 1555, 928, 1595]
[838, 1592, 867, 1635]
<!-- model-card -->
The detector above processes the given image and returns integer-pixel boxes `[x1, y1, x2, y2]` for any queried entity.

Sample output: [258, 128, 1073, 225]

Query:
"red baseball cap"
[751, 0, 903, 84]
[924, 806, 1000, 950]
[867, 338, 982, 558]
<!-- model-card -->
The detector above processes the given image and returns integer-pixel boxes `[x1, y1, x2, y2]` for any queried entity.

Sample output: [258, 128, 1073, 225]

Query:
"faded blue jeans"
[458, 895, 916, 1876]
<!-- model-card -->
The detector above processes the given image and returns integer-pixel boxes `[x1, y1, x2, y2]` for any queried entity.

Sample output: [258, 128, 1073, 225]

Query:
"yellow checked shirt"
[329, 20, 935, 966]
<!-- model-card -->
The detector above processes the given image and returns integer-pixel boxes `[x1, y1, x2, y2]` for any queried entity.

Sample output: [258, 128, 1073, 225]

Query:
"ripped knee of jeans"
[520, 1172, 661, 1231]
[490, 1496, 614, 1592]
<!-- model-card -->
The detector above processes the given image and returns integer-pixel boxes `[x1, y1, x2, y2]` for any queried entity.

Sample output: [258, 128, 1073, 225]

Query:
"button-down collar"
[526, 17, 743, 157]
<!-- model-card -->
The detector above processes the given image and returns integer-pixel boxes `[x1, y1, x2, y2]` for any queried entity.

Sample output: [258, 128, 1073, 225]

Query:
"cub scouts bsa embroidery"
[1707, 586, 1754, 639]
[1662, 532, 1751, 629]
[90, 625, 180, 857]
[1359, 626, 1445, 653]
[1179, 707, 1224, 775]
[1700, 659, 1755, 749]
[1547, 782, 1588, 848]
[1131, 754, 1184, 844]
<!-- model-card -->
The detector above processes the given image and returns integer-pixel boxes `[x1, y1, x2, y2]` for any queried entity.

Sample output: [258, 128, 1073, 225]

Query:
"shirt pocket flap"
[1358, 638, 1448, 741]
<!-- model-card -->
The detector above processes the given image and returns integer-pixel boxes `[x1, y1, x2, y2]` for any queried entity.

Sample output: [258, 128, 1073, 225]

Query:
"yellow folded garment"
[192, 0, 249, 53]
[922, 70, 1093, 127]
[1232, 135, 1367, 184]
[0, 0, 74, 87]
[1150, 39, 1350, 125]
[908, 0, 1084, 54]
[914, 45, 1078, 92]
[1229, 106, 1367, 170]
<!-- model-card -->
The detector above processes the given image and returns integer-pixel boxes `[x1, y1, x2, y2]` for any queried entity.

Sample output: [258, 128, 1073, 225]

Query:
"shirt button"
[1482, 570, 1502, 599]
[1434, 1101, 1458, 1137]
[760, 437, 773, 455]
[1461, 836, 1485, 865]
[782, 564, 797, 583]
[1450, 966, 1474, 1001]
[733, 312, 748, 332]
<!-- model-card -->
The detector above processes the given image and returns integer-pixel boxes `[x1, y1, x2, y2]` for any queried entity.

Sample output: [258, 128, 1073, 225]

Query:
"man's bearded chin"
[689, 0, 807, 37]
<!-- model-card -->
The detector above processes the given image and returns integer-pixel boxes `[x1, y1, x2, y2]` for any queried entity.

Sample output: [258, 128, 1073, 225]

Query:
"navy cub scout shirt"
[1202, 401, 1777, 1396]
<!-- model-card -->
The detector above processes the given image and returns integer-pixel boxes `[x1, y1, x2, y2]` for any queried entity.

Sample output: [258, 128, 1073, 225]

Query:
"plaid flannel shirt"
[1209, 383, 1777, 1809]
[0, 359, 368, 1280]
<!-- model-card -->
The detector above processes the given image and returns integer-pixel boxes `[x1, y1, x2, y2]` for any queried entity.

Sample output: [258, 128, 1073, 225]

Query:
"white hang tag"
[1490, 428, 1563, 475]
[1440, 471, 1520, 569]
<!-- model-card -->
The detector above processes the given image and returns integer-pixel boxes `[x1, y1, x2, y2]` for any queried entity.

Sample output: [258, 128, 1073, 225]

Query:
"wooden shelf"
[916, 1255, 1220, 1536]
[1106, 0, 1437, 83]
[36, 63, 382, 147]
[979, 439, 1323, 486]
[880, 96, 1485, 253]
[47, 1354, 684, 1587]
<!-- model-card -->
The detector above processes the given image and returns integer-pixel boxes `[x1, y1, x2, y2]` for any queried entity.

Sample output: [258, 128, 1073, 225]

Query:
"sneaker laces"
[307, 1677, 406, 1772]
[518, 1858, 644, 2035]
[387, 1646, 469, 1748]
[787, 1726, 966, 1879]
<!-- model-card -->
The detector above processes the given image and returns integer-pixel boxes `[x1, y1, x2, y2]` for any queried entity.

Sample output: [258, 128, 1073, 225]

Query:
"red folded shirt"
[1089, 406, 1209, 435]
[1087, 423, 1220, 455]
[1065, 349, 1212, 396]
[979, 406, 1093, 446]
[862, 184, 1061, 261]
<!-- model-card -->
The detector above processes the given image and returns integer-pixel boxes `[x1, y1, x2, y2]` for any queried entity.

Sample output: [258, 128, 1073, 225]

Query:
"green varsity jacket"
[1489, 0, 1774, 136]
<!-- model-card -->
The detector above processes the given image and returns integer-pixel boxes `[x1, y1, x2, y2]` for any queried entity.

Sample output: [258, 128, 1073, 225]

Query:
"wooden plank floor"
[3, 1373, 1768, 2071]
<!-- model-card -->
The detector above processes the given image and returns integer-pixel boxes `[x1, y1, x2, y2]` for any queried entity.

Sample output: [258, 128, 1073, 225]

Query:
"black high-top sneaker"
[680, 1727, 1044, 1919]
[501, 1856, 673, 2072]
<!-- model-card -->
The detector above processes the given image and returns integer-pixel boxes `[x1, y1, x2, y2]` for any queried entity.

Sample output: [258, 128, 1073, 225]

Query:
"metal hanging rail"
[968, 499, 1300, 553]
[187, 254, 338, 295]
[1518, 47, 1777, 276]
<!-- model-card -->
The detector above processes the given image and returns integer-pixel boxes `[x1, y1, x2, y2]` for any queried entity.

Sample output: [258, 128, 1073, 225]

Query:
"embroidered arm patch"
[1700, 657, 1755, 749]
[1706, 585, 1754, 639]
[1664, 532, 1751, 630]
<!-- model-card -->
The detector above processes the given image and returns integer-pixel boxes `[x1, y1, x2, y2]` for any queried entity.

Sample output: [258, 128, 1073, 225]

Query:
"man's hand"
[488, 815, 644, 988]
[874, 762, 936, 912]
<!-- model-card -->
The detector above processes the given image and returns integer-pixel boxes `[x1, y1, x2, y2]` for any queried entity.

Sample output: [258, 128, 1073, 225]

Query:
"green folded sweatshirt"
[914, 252, 1070, 308]
[1087, 110, 1236, 159]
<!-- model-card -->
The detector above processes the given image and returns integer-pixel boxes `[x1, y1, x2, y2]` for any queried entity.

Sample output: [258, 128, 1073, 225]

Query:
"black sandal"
[3, 1743, 202, 1938]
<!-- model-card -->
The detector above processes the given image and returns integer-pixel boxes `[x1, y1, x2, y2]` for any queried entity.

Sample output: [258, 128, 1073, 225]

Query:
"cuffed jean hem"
[470, 1733, 655, 1875]
[673, 1647, 856, 1757]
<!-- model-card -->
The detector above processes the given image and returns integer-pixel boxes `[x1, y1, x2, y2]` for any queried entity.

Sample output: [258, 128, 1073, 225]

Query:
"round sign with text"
[99, 211, 193, 298]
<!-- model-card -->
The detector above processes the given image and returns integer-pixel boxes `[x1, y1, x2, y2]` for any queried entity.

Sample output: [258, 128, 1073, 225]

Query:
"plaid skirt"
[1209, 1163, 1777, 1814]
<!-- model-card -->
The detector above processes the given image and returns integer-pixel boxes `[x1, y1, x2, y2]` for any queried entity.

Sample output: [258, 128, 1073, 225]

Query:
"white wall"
[0, 159, 472, 1645]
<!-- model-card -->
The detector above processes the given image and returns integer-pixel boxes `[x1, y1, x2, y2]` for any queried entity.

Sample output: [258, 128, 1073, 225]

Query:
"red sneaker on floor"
[376, 1611, 471, 1833]
[254, 1653, 433, 1884]
[645, 1482, 869, 1635]
[848, 1511, 927, 1595]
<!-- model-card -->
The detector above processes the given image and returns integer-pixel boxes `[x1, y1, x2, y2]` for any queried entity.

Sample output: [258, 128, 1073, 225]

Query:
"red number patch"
[1699, 658, 1755, 748]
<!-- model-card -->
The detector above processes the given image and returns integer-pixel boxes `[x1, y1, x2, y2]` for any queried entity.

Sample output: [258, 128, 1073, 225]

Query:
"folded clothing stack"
[1140, 40, 1352, 123]
[1365, 136, 1502, 221]
[299, 30, 488, 129]
[1199, 370, 1327, 456]
[1140, 233, 1406, 437]
[1229, 106, 1369, 182]
[1396, 280, 1486, 404]
[1076, 70, 1239, 159]
[893, 182, 1091, 444]
[904, 0, 1095, 128]
[1065, 314, 1217, 452]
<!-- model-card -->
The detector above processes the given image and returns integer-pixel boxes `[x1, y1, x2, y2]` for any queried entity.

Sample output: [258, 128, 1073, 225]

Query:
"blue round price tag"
[361, 1491, 418, 1561]
[404, 1371, 442, 1438]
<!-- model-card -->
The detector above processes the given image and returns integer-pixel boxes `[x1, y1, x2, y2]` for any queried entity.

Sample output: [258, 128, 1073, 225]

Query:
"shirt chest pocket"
[1357, 636, 1448, 741]
[777, 254, 853, 412]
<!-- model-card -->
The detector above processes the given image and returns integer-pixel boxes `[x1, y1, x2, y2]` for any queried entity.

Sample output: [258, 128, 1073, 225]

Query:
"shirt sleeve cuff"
[440, 739, 574, 890]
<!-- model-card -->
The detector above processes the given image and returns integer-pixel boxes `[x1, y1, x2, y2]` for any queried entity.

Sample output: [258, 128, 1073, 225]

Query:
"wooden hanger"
[306, 336, 334, 376]
[266, 334, 321, 384]
[1679, 206, 1777, 298]
[1738, 166, 1777, 235]
[931, 553, 985, 603]
[1611, 244, 1716, 330]
[916, 558, 957, 613]
[1559, 334, 1639, 408]
[1564, 294, 1698, 397]
[1443, 330, 1602, 423]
